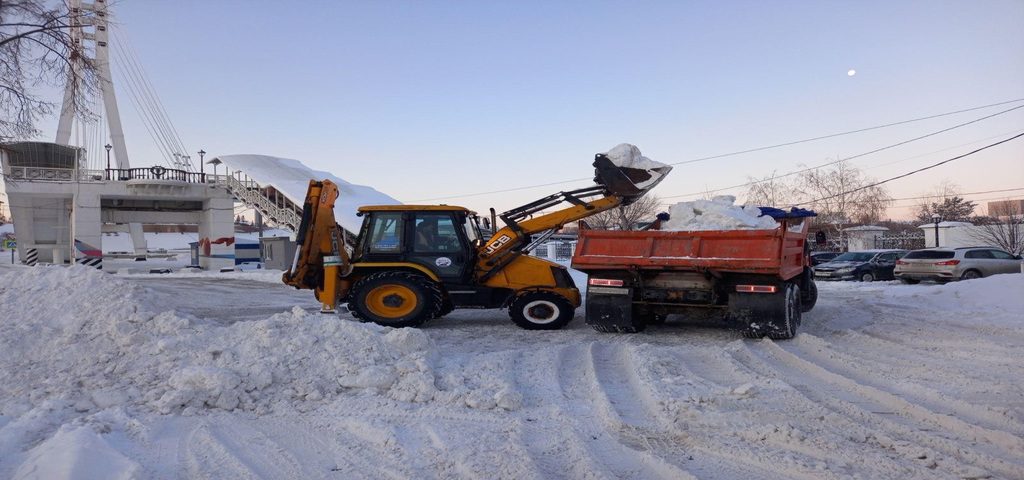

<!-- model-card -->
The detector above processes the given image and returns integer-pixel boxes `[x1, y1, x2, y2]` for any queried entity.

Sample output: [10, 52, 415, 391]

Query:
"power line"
[408, 97, 1024, 202]
[660, 104, 1024, 200]
[792, 132, 1024, 207]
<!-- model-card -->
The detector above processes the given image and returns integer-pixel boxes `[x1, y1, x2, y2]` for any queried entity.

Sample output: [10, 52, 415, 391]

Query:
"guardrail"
[222, 171, 302, 231]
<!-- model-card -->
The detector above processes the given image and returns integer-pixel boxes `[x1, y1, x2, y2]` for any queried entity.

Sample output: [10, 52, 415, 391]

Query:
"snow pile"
[211, 154, 400, 235]
[0, 266, 511, 419]
[602, 143, 672, 190]
[662, 195, 778, 231]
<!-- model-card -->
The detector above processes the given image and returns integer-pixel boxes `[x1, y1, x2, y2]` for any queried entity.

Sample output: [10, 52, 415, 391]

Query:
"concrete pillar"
[70, 192, 103, 265]
[129, 222, 147, 257]
[198, 197, 234, 270]
[9, 201, 35, 264]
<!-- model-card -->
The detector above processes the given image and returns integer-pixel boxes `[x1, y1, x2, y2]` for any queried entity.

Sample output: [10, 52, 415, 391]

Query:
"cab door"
[406, 212, 474, 282]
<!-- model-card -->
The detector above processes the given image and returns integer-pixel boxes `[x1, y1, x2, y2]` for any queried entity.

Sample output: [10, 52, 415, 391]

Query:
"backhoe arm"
[282, 180, 350, 312]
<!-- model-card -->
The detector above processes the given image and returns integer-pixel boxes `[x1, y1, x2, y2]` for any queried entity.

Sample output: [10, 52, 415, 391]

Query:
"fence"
[531, 240, 577, 261]
[874, 231, 926, 250]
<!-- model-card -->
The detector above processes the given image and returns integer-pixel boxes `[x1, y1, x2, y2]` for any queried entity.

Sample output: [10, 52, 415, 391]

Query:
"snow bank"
[211, 154, 400, 235]
[13, 425, 140, 480]
[663, 195, 778, 231]
[0, 266, 509, 420]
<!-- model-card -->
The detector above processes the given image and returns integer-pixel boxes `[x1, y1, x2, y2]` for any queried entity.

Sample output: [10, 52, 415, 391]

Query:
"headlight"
[836, 267, 855, 274]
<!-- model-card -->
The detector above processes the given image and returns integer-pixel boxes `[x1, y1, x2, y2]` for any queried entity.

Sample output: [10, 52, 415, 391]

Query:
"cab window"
[414, 213, 461, 252]
[368, 213, 403, 253]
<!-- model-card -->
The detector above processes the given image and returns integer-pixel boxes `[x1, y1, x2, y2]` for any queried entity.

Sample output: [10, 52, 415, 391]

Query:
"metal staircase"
[222, 171, 302, 231]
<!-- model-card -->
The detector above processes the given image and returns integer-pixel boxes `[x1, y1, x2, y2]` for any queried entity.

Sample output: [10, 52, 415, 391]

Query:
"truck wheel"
[767, 284, 801, 340]
[349, 271, 441, 328]
[800, 280, 818, 313]
[509, 291, 575, 330]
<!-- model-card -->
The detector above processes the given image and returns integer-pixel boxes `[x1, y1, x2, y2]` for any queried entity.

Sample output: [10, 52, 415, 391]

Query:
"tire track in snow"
[180, 420, 312, 479]
[786, 333, 1024, 437]
[731, 339, 1024, 479]
[586, 342, 846, 480]
[553, 342, 694, 480]
[258, 417, 411, 480]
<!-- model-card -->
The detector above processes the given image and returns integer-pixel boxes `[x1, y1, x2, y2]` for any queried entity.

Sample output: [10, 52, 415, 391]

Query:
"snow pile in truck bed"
[662, 195, 778, 231]
[0, 266, 513, 419]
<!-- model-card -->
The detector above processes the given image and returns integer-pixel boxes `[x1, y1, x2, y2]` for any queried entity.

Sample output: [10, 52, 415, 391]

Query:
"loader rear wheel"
[349, 271, 441, 328]
[509, 291, 575, 330]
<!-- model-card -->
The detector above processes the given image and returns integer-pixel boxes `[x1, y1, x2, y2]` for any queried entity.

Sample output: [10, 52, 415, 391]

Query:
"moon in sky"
[847, 69, 857, 76]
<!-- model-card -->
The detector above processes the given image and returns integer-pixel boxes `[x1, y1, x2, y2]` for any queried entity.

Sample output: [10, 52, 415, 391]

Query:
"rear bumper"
[895, 272, 955, 281]
[813, 271, 856, 281]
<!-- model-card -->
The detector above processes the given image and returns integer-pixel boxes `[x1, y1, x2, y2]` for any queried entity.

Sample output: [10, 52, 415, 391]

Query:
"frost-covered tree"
[586, 195, 663, 231]
[743, 170, 792, 207]
[793, 159, 891, 233]
[1, 0, 98, 141]
[970, 202, 1024, 255]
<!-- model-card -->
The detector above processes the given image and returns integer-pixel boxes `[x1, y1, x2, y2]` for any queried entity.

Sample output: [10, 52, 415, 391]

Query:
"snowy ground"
[1, 264, 1022, 479]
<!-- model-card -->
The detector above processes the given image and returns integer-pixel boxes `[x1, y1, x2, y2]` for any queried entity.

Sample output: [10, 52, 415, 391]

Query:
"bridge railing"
[221, 170, 302, 231]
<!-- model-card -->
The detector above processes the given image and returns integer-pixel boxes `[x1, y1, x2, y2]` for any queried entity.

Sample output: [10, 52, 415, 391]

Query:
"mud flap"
[728, 290, 787, 337]
[586, 292, 645, 332]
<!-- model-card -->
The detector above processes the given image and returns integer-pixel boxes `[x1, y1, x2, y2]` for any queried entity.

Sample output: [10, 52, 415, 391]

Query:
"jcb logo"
[484, 234, 512, 256]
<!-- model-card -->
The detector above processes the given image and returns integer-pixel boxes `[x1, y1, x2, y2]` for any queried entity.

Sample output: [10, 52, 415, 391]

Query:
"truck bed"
[571, 224, 807, 280]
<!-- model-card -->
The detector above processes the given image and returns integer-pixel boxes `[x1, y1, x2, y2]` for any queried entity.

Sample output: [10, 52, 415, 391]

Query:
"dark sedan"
[813, 249, 908, 282]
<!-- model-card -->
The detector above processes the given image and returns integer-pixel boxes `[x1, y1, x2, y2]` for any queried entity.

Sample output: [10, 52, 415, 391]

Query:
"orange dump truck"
[571, 212, 817, 338]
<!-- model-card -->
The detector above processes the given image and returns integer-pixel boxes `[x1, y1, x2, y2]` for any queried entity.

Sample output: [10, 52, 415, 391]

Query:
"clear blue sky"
[32, 0, 1024, 219]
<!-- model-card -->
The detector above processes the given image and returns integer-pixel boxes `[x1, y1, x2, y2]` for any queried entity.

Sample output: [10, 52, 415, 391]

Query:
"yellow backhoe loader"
[282, 150, 671, 329]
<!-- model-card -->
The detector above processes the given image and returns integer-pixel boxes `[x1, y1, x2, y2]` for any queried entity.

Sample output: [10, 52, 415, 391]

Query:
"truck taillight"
[589, 278, 625, 287]
[736, 285, 778, 294]
[934, 260, 960, 266]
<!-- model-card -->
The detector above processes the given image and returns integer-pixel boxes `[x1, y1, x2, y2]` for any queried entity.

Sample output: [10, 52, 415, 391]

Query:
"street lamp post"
[104, 144, 112, 180]
[198, 149, 206, 181]
[932, 213, 941, 247]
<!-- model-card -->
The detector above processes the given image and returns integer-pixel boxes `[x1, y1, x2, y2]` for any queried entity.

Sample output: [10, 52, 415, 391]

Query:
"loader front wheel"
[349, 271, 441, 328]
[509, 291, 575, 330]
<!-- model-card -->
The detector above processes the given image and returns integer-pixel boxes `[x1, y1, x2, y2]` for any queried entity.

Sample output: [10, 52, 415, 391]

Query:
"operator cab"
[356, 205, 483, 282]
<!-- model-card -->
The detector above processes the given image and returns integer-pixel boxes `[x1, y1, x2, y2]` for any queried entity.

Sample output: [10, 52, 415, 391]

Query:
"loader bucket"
[593, 154, 672, 203]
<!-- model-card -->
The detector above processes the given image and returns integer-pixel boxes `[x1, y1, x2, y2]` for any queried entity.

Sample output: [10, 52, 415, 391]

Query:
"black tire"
[800, 280, 818, 313]
[741, 327, 764, 339]
[900, 278, 920, 285]
[509, 291, 575, 330]
[434, 297, 455, 319]
[767, 284, 801, 340]
[860, 272, 874, 282]
[960, 269, 983, 280]
[348, 271, 442, 328]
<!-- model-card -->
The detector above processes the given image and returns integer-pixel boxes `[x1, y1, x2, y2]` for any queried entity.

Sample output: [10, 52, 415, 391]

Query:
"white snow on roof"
[211, 154, 400, 234]
[843, 225, 889, 232]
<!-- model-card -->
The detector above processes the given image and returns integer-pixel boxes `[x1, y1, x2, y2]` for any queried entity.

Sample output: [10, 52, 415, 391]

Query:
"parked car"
[895, 247, 1023, 283]
[809, 251, 840, 266]
[813, 249, 907, 282]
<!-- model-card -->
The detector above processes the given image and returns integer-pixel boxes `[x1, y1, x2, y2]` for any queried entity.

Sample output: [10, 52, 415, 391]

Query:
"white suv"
[895, 247, 1022, 283]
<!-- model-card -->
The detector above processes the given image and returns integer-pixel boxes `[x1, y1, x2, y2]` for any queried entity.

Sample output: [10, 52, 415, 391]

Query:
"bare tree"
[793, 159, 892, 234]
[969, 201, 1023, 255]
[1, 0, 98, 142]
[743, 170, 792, 207]
[587, 195, 664, 230]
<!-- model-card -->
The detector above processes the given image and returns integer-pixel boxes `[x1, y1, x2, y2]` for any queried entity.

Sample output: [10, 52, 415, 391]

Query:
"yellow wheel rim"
[364, 284, 418, 318]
